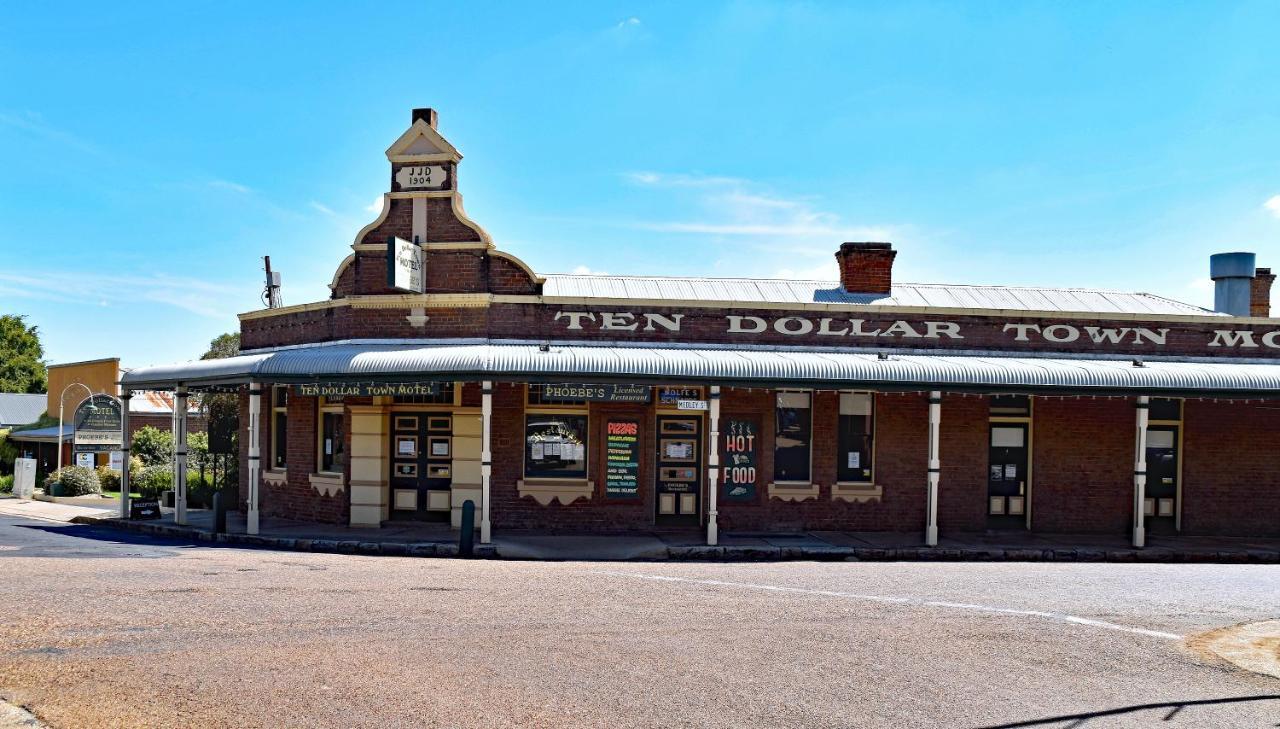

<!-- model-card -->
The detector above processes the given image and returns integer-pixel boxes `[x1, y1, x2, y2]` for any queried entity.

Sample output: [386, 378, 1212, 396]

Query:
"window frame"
[836, 391, 875, 485]
[772, 390, 813, 485]
[270, 385, 288, 470]
[316, 397, 346, 475]
[522, 385, 590, 481]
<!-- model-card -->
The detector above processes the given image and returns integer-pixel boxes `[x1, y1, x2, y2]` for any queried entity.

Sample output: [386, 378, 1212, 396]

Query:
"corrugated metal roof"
[540, 274, 1218, 316]
[120, 341, 1280, 396]
[0, 393, 46, 427]
[5, 424, 71, 442]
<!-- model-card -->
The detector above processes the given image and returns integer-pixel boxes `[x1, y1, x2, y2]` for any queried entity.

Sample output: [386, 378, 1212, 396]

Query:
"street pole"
[56, 382, 94, 476]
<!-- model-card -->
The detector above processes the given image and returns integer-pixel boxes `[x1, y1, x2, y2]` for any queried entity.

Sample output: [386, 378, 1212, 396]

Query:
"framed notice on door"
[721, 419, 758, 501]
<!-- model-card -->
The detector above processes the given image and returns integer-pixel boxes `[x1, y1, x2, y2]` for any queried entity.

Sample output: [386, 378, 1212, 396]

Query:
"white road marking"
[596, 571, 1184, 641]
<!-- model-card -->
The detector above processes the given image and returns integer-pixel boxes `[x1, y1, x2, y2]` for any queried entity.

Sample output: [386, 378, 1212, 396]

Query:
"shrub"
[132, 426, 173, 467]
[96, 465, 121, 493]
[47, 466, 102, 497]
[134, 465, 173, 499]
[0, 474, 12, 494]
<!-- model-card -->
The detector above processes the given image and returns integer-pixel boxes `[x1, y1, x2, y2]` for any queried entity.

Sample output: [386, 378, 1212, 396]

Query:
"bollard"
[212, 492, 227, 535]
[459, 499, 475, 557]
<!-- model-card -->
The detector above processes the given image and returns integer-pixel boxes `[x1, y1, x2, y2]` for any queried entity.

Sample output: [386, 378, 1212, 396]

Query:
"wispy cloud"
[0, 110, 108, 158]
[1264, 194, 1280, 219]
[570, 265, 610, 275]
[620, 171, 903, 280]
[0, 270, 246, 319]
[310, 201, 337, 216]
[616, 16, 641, 29]
[208, 179, 252, 194]
[365, 196, 385, 213]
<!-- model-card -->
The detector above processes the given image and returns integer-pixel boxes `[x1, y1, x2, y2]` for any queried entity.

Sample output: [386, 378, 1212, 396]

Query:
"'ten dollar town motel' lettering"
[553, 311, 1280, 349]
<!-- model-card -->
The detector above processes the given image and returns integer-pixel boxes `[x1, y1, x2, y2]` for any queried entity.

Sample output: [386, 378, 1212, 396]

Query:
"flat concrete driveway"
[0, 515, 1276, 728]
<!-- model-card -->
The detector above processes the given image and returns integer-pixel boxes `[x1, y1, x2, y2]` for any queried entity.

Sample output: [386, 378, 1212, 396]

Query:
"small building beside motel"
[121, 108, 1280, 547]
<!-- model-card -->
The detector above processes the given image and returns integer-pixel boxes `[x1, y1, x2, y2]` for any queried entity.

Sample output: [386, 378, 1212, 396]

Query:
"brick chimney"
[412, 108, 438, 128]
[1251, 266, 1275, 317]
[835, 242, 897, 294]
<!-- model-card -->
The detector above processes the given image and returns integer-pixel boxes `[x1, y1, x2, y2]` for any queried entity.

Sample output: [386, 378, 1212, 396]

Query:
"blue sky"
[2, 1, 1278, 369]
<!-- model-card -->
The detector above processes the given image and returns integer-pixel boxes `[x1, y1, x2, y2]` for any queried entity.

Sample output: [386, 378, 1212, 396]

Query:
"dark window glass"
[525, 415, 588, 479]
[273, 387, 289, 408]
[321, 412, 346, 472]
[1149, 398, 1181, 421]
[272, 411, 287, 469]
[774, 392, 811, 482]
[990, 395, 1030, 417]
[393, 382, 455, 404]
[837, 393, 874, 482]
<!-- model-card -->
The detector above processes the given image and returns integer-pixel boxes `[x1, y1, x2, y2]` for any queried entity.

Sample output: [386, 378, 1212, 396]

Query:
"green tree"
[0, 315, 48, 393]
[202, 333, 240, 360]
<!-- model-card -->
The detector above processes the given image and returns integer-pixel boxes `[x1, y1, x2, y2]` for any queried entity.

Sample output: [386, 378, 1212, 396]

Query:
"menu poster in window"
[605, 420, 640, 498]
[721, 419, 758, 501]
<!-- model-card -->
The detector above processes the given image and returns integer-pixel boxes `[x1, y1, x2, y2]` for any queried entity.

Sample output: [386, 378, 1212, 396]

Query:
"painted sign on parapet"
[605, 420, 640, 498]
[721, 419, 757, 501]
[387, 236, 424, 293]
[73, 394, 123, 453]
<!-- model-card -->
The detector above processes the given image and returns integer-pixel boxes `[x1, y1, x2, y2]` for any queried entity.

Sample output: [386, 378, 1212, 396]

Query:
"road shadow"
[3, 521, 203, 558]
[974, 694, 1280, 728]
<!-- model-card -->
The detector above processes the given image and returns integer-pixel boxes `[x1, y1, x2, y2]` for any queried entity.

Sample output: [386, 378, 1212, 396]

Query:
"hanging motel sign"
[387, 236, 425, 293]
[73, 394, 124, 453]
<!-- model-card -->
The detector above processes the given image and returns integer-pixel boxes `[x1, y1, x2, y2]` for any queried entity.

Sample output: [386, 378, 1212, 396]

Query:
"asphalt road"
[0, 514, 1277, 728]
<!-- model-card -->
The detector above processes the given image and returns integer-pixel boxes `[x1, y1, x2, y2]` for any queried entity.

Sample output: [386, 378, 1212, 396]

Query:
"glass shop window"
[990, 395, 1031, 417]
[1149, 398, 1182, 421]
[271, 386, 288, 469]
[774, 392, 812, 483]
[837, 392, 874, 483]
[320, 412, 346, 473]
[524, 415, 589, 479]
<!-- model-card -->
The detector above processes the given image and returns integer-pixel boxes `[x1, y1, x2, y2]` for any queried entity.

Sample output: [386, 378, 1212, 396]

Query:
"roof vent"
[1209, 251, 1256, 317]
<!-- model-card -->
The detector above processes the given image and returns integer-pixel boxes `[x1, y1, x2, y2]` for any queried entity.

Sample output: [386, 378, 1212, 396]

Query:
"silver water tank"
[1210, 251, 1256, 316]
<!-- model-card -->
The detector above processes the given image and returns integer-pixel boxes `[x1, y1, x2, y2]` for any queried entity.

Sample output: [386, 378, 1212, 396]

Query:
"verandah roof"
[117, 340, 1280, 398]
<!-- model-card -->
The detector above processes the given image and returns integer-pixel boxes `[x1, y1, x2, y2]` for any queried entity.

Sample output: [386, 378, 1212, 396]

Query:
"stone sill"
[263, 469, 287, 487]
[517, 478, 595, 506]
[833, 483, 883, 503]
[309, 472, 346, 497]
[767, 482, 819, 502]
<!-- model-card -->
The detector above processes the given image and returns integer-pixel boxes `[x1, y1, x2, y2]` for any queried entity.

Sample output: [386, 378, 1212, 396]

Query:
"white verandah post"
[925, 391, 942, 547]
[1132, 395, 1150, 548]
[706, 385, 721, 546]
[118, 392, 132, 519]
[480, 380, 493, 544]
[247, 383, 262, 535]
[175, 386, 189, 525]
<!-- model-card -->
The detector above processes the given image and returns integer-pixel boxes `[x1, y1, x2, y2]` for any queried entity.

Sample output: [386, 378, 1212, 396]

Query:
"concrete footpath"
[4, 495, 1276, 563]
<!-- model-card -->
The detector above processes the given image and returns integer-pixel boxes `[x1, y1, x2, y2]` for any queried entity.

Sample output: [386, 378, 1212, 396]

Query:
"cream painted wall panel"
[452, 459, 482, 486]
[351, 435, 384, 458]
[350, 457, 383, 483]
[350, 483, 385, 506]
[350, 504, 383, 527]
[452, 414, 482, 437]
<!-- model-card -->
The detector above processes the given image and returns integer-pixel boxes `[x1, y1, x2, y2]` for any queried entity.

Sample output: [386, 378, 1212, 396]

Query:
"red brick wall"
[937, 394, 989, 532]
[255, 394, 347, 524]
[1182, 400, 1280, 536]
[1031, 397, 1133, 534]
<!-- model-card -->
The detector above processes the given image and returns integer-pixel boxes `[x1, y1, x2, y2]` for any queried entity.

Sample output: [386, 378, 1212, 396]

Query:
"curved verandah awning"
[119, 339, 1280, 398]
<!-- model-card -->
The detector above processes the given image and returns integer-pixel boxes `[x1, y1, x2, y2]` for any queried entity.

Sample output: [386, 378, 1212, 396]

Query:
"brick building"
[123, 108, 1280, 547]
